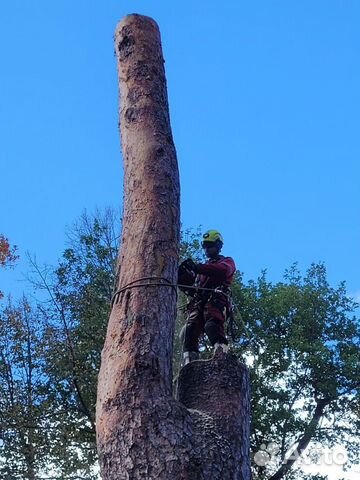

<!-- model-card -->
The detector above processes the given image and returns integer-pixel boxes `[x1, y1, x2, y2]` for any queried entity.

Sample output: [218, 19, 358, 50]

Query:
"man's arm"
[196, 258, 236, 282]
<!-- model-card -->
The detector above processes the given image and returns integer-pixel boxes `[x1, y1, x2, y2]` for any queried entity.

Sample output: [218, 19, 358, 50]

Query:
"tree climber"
[178, 230, 236, 365]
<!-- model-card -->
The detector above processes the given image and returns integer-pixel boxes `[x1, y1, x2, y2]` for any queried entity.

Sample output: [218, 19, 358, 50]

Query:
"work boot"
[183, 351, 199, 365]
[214, 343, 230, 354]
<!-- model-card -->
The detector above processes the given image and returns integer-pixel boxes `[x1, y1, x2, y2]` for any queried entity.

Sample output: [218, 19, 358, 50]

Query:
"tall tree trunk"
[96, 14, 251, 480]
[96, 14, 193, 480]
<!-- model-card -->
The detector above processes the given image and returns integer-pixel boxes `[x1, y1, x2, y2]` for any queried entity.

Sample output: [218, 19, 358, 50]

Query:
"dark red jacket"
[178, 255, 236, 293]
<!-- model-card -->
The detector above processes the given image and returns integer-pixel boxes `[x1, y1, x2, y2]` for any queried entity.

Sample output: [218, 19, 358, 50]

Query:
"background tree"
[231, 264, 359, 480]
[0, 298, 50, 479]
[28, 208, 118, 479]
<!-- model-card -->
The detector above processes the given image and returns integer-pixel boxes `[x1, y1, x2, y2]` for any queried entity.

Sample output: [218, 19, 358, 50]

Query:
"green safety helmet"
[202, 229, 224, 246]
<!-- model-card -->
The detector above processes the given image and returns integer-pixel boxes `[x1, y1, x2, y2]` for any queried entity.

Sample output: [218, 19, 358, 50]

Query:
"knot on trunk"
[118, 27, 135, 60]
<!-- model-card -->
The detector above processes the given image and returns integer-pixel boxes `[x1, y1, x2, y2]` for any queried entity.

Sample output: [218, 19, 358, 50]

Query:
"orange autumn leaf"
[0, 234, 19, 267]
[0, 235, 19, 299]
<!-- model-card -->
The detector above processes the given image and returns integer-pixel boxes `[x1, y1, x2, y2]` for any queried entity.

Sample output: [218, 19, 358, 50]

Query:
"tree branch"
[27, 255, 96, 433]
[269, 398, 331, 480]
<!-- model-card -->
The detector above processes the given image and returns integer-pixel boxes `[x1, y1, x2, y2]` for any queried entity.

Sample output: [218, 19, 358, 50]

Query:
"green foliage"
[179, 227, 204, 263]
[27, 208, 119, 479]
[230, 263, 359, 480]
[45, 209, 118, 478]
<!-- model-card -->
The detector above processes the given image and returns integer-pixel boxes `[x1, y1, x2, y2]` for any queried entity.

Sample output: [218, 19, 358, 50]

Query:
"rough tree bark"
[96, 14, 251, 480]
[177, 350, 251, 480]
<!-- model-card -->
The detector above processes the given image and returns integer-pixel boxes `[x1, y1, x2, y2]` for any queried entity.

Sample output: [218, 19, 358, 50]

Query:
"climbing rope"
[111, 276, 230, 306]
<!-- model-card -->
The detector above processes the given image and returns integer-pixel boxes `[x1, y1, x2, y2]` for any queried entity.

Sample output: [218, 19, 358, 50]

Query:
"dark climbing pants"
[183, 300, 228, 352]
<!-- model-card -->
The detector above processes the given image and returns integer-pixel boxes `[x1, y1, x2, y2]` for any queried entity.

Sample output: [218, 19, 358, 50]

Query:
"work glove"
[181, 258, 198, 274]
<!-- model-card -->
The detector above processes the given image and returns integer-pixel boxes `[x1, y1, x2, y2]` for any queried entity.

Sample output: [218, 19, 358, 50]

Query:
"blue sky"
[1, 0, 359, 299]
